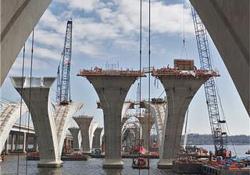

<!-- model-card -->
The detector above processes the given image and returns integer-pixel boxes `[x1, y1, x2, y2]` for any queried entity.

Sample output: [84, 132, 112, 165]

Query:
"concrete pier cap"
[77, 67, 145, 169]
[11, 76, 63, 168]
[11, 76, 55, 88]
[152, 63, 218, 169]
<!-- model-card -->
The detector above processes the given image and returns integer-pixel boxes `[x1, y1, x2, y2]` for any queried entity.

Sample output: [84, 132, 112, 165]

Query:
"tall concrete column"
[33, 135, 38, 152]
[22, 132, 26, 153]
[15, 133, 18, 151]
[11, 133, 15, 152]
[92, 127, 103, 149]
[78, 69, 144, 168]
[138, 114, 154, 150]
[11, 77, 62, 168]
[68, 127, 80, 151]
[74, 116, 93, 154]
[4, 136, 9, 154]
[152, 68, 215, 169]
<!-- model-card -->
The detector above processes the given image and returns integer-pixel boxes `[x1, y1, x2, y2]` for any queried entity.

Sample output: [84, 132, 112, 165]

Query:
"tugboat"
[131, 145, 149, 169]
[132, 157, 149, 169]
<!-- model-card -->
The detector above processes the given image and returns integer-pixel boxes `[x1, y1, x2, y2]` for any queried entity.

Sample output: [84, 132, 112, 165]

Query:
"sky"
[1, 0, 250, 135]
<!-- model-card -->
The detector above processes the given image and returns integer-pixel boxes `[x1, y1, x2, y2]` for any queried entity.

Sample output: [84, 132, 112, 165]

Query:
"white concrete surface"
[155, 76, 209, 169]
[0, 102, 27, 154]
[1, 0, 52, 85]
[85, 76, 139, 168]
[11, 77, 62, 168]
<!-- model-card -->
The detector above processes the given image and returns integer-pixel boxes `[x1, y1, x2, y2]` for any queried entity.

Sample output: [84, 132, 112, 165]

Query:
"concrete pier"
[74, 116, 94, 154]
[92, 127, 103, 149]
[152, 67, 217, 169]
[137, 113, 154, 150]
[78, 68, 144, 168]
[143, 100, 167, 146]
[11, 77, 62, 168]
[68, 128, 80, 151]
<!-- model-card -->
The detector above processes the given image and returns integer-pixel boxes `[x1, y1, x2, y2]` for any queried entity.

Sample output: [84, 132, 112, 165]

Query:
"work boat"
[132, 157, 149, 169]
[131, 145, 149, 169]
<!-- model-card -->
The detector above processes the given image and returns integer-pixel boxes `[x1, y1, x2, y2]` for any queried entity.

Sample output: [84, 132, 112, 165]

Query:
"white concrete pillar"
[152, 69, 215, 169]
[92, 127, 103, 149]
[11, 77, 62, 168]
[34, 135, 38, 152]
[78, 70, 144, 168]
[74, 116, 93, 154]
[4, 136, 9, 154]
[15, 133, 18, 151]
[68, 128, 80, 151]
[11, 133, 15, 152]
[138, 114, 154, 150]
[22, 132, 26, 153]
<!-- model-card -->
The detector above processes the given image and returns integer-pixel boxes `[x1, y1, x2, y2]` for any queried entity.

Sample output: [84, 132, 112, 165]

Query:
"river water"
[0, 145, 249, 175]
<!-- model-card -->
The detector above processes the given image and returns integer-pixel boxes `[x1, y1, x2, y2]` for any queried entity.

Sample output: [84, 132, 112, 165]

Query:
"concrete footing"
[157, 159, 173, 169]
[37, 160, 63, 168]
[103, 159, 124, 169]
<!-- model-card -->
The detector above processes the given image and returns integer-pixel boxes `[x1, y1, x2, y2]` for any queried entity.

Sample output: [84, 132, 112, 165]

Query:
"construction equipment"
[191, 8, 228, 157]
[56, 20, 73, 105]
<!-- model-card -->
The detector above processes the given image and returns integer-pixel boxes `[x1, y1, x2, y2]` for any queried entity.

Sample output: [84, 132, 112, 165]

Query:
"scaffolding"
[78, 67, 145, 77]
[152, 67, 219, 79]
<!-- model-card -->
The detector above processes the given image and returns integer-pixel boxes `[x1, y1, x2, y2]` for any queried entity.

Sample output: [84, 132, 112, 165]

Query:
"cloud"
[35, 30, 64, 49]
[35, 47, 61, 61]
[108, 0, 193, 34]
[10, 55, 49, 73]
[31, 0, 194, 63]
[55, 0, 100, 11]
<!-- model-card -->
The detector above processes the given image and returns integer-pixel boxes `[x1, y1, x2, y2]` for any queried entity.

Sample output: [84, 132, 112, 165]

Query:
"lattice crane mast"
[191, 8, 228, 157]
[56, 20, 73, 105]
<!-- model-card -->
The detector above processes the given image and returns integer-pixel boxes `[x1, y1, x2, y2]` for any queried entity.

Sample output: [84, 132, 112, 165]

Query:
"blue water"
[0, 145, 249, 175]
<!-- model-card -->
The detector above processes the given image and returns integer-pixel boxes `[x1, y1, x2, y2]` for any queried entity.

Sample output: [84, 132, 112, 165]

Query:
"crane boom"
[57, 20, 73, 105]
[191, 8, 227, 156]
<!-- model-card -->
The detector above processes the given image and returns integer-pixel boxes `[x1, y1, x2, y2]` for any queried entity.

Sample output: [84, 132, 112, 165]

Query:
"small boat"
[132, 157, 149, 169]
[245, 150, 250, 155]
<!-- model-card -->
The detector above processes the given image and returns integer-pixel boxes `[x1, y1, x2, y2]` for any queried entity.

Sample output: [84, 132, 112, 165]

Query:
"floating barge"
[201, 164, 250, 175]
[172, 159, 250, 174]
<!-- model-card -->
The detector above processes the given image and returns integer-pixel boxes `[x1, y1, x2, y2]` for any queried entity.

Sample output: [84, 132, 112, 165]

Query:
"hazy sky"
[1, 0, 249, 135]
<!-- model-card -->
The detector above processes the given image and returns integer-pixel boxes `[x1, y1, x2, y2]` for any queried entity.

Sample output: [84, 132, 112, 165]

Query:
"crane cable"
[137, 0, 143, 173]
[147, 0, 151, 173]
[181, 0, 188, 59]
[25, 29, 35, 175]
[16, 43, 26, 175]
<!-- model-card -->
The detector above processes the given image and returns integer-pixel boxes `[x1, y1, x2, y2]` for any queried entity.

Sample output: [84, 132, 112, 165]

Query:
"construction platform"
[152, 67, 219, 79]
[77, 67, 145, 77]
